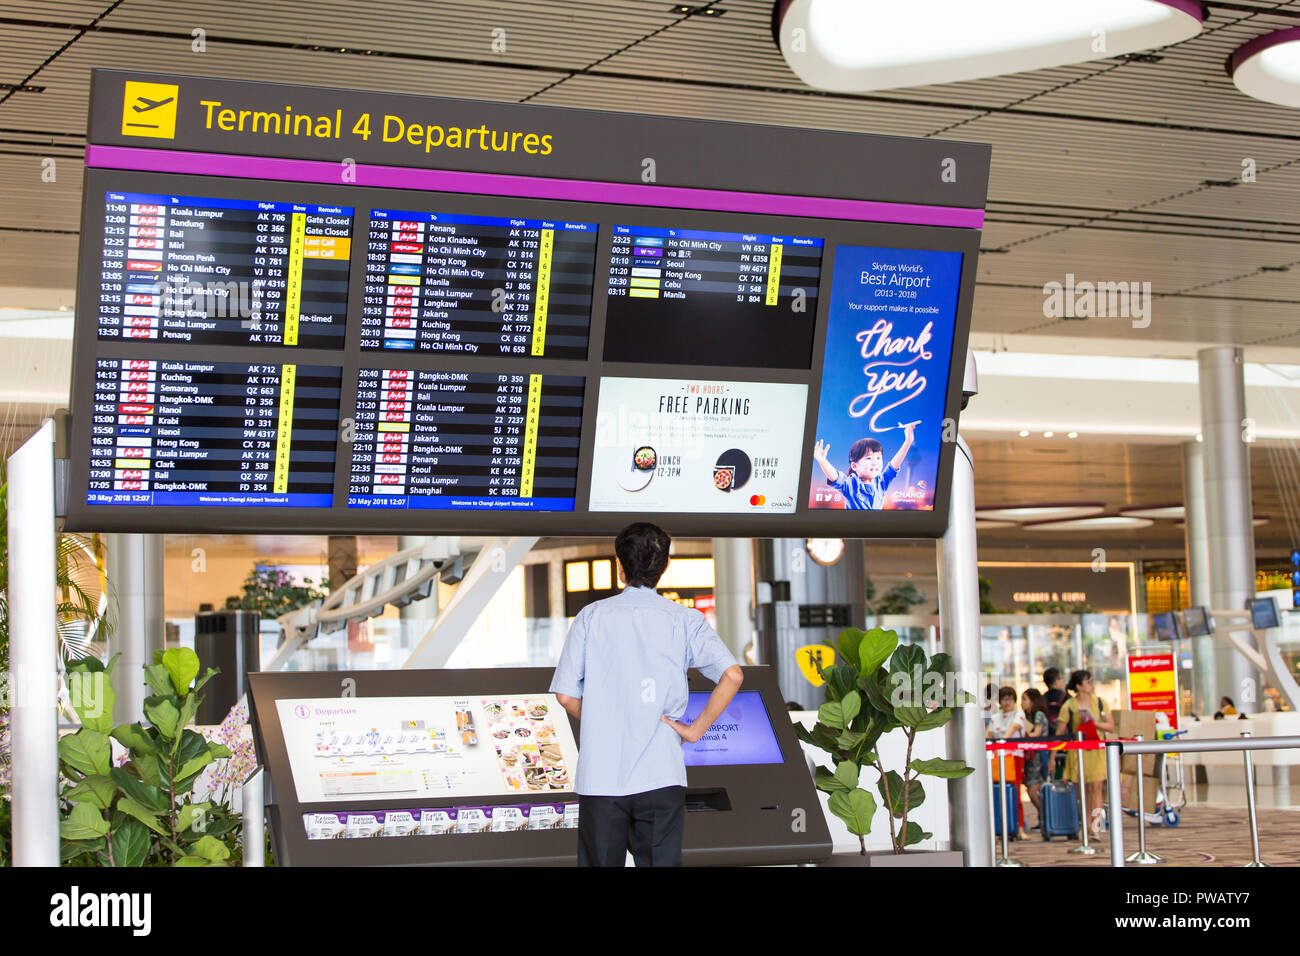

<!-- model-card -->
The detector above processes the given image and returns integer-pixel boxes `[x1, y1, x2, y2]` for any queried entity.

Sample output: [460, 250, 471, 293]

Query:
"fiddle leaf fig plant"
[794, 626, 976, 854]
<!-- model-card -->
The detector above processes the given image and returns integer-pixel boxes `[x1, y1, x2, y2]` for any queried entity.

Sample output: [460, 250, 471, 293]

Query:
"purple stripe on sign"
[85, 145, 985, 229]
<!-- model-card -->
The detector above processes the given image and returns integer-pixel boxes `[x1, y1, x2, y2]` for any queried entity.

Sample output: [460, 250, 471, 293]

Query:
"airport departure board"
[360, 210, 597, 358]
[97, 192, 353, 347]
[86, 357, 342, 507]
[346, 367, 583, 511]
[67, 72, 987, 537]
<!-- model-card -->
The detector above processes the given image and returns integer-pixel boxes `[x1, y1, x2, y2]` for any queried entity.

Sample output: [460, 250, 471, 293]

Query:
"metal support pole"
[106, 532, 165, 725]
[1240, 732, 1273, 867]
[242, 768, 265, 867]
[1125, 735, 1163, 864]
[985, 750, 997, 866]
[1107, 742, 1125, 866]
[995, 745, 1024, 866]
[7, 421, 60, 867]
[938, 434, 991, 867]
[1069, 732, 1097, 854]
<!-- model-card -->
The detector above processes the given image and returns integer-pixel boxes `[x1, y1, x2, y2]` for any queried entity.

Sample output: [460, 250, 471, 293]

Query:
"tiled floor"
[1000, 804, 1300, 867]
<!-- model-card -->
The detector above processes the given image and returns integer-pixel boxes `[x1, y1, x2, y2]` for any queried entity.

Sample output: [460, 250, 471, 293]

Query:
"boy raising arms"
[812, 421, 916, 510]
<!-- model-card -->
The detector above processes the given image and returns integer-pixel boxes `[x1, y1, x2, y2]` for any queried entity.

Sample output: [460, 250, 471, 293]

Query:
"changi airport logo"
[1042, 273, 1152, 329]
[121, 81, 179, 139]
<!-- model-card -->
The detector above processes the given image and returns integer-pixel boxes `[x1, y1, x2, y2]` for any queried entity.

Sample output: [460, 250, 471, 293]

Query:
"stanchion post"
[1240, 731, 1273, 868]
[986, 749, 997, 867]
[1125, 735, 1164, 864]
[1106, 741, 1125, 867]
[242, 768, 265, 868]
[1069, 732, 1096, 855]
[995, 742, 1025, 867]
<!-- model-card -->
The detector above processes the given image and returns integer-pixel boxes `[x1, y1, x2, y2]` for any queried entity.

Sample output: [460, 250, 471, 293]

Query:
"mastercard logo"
[749, 494, 766, 506]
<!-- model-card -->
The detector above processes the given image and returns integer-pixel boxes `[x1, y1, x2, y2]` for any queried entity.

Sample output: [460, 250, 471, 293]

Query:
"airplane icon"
[120, 81, 178, 139]
[131, 95, 174, 113]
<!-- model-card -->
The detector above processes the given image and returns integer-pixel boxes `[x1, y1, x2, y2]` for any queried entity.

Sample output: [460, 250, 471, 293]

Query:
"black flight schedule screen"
[360, 209, 597, 358]
[347, 367, 584, 512]
[86, 358, 342, 508]
[96, 191, 353, 348]
[602, 224, 824, 369]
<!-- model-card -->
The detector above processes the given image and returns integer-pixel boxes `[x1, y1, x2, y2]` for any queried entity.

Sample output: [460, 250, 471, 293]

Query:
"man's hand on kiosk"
[662, 665, 745, 745]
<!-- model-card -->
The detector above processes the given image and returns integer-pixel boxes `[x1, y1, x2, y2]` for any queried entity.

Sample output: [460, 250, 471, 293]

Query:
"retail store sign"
[796, 644, 835, 687]
[1127, 653, 1178, 730]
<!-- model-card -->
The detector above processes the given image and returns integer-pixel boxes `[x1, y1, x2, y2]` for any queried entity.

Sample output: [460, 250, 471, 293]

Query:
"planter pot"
[821, 848, 965, 867]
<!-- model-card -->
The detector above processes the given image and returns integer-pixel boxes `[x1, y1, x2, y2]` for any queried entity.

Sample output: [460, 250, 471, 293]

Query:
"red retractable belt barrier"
[985, 738, 1134, 752]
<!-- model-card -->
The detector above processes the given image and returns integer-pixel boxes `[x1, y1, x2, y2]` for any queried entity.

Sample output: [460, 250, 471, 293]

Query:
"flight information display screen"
[346, 367, 584, 511]
[86, 357, 342, 507]
[360, 209, 597, 358]
[602, 225, 824, 369]
[96, 191, 352, 347]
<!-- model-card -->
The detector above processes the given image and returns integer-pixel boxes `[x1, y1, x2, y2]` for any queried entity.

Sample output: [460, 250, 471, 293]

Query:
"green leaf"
[144, 663, 173, 698]
[132, 754, 163, 788]
[877, 770, 926, 818]
[191, 834, 231, 863]
[59, 730, 112, 776]
[162, 647, 201, 696]
[143, 698, 180, 739]
[900, 821, 933, 848]
[814, 767, 851, 794]
[61, 802, 110, 840]
[817, 700, 848, 730]
[179, 690, 200, 732]
[893, 706, 930, 728]
[61, 838, 106, 862]
[838, 690, 861, 725]
[111, 767, 167, 813]
[859, 627, 899, 676]
[926, 652, 953, 679]
[917, 707, 953, 732]
[889, 642, 926, 678]
[69, 668, 115, 734]
[192, 667, 219, 696]
[911, 757, 975, 779]
[209, 743, 232, 760]
[835, 729, 865, 751]
[833, 760, 860, 790]
[66, 774, 119, 811]
[112, 818, 151, 867]
[176, 751, 215, 784]
[828, 789, 877, 837]
[178, 802, 213, 833]
[858, 673, 895, 717]
[825, 665, 857, 703]
[116, 797, 168, 836]
[112, 722, 158, 757]
[835, 628, 864, 670]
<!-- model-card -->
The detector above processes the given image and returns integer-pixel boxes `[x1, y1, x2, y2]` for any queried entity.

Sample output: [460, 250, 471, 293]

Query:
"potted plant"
[794, 626, 975, 866]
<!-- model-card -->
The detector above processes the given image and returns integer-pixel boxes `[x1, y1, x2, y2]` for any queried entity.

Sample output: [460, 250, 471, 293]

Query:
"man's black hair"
[615, 522, 671, 589]
[849, 437, 883, 463]
[1043, 667, 1061, 686]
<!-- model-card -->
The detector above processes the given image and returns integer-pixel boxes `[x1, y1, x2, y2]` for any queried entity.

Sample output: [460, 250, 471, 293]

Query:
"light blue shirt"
[549, 586, 738, 796]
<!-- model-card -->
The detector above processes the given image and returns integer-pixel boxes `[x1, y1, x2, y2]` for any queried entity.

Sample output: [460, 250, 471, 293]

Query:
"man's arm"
[549, 612, 587, 721]
[555, 694, 581, 721]
[662, 666, 743, 743]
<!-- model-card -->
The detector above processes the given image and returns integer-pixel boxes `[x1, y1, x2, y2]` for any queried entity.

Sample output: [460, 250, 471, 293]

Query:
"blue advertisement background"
[808, 246, 964, 512]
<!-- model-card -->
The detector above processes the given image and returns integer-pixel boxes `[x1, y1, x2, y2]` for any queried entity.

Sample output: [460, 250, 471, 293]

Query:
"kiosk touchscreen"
[248, 666, 831, 866]
[1249, 596, 1281, 630]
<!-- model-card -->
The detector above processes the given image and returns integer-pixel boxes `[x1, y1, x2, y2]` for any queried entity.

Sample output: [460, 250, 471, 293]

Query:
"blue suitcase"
[1040, 780, 1080, 840]
[992, 781, 1019, 837]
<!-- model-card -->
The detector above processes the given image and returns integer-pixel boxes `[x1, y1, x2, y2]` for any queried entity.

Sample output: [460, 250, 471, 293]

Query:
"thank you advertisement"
[589, 376, 807, 514]
[809, 246, 964, 512]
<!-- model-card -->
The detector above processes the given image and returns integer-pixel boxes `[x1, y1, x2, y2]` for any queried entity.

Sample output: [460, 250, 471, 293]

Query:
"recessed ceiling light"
[975, 504, 1105, 522]
[1067, 431, 1079, 438]
[1229, 28, 1300, 107]
[1024, 515, 1156, 531]
[1196, 433, 1203, 442]
[1043, 431, 1055, 438]
[1018, 429, 1030, 437]
[773, 0, 1202, 92]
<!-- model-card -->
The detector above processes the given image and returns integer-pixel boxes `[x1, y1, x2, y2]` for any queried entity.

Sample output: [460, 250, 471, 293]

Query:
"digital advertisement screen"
[1152, 611, 1181, 641]
[275, 694, 580, 802]
[346, 367, 583, 511]
[680, 691, 783, 767]
[361, 209, 597, 358]
[808, 246, 964, 513]
[588, 376, 807, 514]
[1182, 606, 1212, 637]
[97, 191, 352, 348]
[602, 225, 823, 369]
[1249, 597, 1280, 630]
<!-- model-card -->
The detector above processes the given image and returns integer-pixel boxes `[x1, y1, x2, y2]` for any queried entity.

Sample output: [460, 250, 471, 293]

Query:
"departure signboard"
[603, 225, 824, 369]
[97, 192, 353, 347]
[360, 210, 597, 357]
[86, 358, 342, 507]
[346, 367, 584, 511]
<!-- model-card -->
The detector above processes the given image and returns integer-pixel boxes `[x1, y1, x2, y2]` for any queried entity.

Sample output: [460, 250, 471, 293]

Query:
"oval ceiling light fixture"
[1023, 514, 1155, 531]
[1174, 515, 1270, 528]
[974, 519, 1017, 530]
[774, 0, 1203, 92]
[1229, 29, 1300, 107]
[975, 504, 1105, 522]
[1119, 504, 1185, 520]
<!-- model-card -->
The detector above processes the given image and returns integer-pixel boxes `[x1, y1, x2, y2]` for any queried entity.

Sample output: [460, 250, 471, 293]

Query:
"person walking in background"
[1021, 688, 1050, 830]
[1054, 670, 1115, 829]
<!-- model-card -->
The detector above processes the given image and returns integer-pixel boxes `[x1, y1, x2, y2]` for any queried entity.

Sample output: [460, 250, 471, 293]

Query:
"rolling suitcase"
[992, 781, 1019, 838]
[1040, 779, 1080, 840]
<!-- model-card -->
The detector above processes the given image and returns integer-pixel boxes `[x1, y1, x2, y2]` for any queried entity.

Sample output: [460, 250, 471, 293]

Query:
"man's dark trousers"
[577, 785, 686, 866]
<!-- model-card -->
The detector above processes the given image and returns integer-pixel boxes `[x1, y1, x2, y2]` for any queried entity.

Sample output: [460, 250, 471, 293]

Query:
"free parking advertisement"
[588, 376, 807, 514]
[808, 246, 963, 513]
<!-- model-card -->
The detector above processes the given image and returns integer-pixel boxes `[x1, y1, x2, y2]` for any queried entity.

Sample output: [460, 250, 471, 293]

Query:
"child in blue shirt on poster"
[812, 421, 916, 510]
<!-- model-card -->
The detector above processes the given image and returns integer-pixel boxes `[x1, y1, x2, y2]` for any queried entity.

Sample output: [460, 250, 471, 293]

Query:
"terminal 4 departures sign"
[66, 69, 990, 538]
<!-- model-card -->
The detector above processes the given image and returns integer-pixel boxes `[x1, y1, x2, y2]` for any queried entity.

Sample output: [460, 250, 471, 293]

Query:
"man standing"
[550, 522, 744, 867]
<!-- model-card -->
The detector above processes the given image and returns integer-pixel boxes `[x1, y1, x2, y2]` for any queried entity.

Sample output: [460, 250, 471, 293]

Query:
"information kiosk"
[248, 666, 831, 866]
